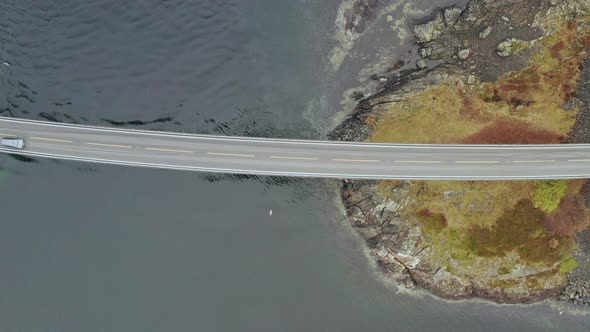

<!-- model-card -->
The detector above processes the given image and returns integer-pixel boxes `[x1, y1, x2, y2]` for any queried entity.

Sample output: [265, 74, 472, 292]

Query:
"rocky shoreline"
[559, 278, 590, 306]
[330, 0, 590, 306]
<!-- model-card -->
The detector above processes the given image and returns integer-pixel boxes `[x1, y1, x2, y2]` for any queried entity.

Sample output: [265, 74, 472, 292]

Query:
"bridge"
[0, 116, 589, 180]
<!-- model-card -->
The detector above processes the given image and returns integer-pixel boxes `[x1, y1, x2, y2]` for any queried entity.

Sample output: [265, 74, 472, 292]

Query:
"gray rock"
[419, 48, 433, 59]
[414, 12, 445, 43]
[416, 59, 428, 69]
[467, 75, 476, 85]
[479, 26, 492, 39]
[443, 190, 457, 199]
[457, 49, 472, 60]
[429, 45, 460, 60]
[404, 277, 415, 289]
[357, 227, 377, 239]
[376, 246, 388, 258]
[351, 91, 364, 101]
[443, 6, 463, 27]
[560, 277, 590, 306]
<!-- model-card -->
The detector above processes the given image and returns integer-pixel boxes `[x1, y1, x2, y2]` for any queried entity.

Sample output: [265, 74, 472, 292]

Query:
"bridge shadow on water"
[6, 154, 37, 163]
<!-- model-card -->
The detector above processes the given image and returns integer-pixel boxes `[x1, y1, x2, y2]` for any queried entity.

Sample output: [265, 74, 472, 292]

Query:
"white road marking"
[568, 159, 590, 162]
[145, 147, 192, 154]
[455, 160, 500, 164]
[513, 160, 555, 163]
[85, 142, 132, 149]
[30, 136, 73, 143]
[270, 156, 319, 161]
[332, 158, 381, 163]
[208, 152, 255, 158]
[395, 160, 441, 164]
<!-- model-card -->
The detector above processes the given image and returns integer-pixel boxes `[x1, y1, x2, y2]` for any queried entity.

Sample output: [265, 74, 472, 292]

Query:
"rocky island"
[330, 0, 590, 306]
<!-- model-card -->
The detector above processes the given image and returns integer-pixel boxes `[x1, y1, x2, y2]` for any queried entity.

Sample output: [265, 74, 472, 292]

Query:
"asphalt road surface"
[1, 116, 590, 180]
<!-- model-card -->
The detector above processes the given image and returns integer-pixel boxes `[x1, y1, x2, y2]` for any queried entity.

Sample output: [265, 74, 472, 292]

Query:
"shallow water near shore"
[0, 0, 589, 331]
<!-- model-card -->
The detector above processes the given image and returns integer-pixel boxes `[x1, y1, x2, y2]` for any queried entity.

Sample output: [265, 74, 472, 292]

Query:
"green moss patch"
[559, 258, 579, 275]
[530, 180, 567, 212]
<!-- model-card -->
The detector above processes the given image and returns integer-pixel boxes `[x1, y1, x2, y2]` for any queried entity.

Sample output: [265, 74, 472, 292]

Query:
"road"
[1, 116, 590, 180]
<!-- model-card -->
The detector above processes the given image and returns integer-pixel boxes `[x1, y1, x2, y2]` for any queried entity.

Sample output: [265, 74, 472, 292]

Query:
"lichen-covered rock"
[496, 38, 530, 57]
[412, 269, 474, 299]
[419, 47, 432, 59]
[443, 6, 463, 27]
[416, 59, 427, 69]
[414, 12, 445, 43]
[479, 26, 492, 39]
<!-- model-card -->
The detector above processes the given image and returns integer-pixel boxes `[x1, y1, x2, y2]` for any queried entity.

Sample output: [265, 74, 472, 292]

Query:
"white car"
[1, 137, 25, 149]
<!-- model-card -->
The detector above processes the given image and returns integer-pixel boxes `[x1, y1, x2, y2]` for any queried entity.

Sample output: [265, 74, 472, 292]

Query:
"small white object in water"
[1, 61, 9, 67]
[559, 311, 563, 315]
[269, 210, 273, 216]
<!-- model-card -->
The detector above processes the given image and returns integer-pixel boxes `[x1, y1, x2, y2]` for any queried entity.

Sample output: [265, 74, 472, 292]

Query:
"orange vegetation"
[544, 184, 590, 236]
[461, 119, 563, 144]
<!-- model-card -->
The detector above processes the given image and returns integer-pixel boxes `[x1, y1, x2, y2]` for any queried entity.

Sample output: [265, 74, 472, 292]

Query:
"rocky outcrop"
[558, 279, 590, 306]
[328, 64, 462, 142]
[340, 178, 567, 303]
[413, 0, 544, 81]
[496, 38, 531, 57]
[331, 0, 590, 305]
[343, 0, 381, 35]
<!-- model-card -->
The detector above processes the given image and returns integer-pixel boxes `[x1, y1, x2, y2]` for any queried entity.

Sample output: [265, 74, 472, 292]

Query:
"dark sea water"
[0, 1, 589, 331]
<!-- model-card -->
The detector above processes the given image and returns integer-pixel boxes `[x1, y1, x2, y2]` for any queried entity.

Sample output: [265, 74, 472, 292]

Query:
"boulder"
[457, 49, 472, 60]
[443, 6, 463, 27]
[414, 12, 445, 43]
[479, 26, 492, 39]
